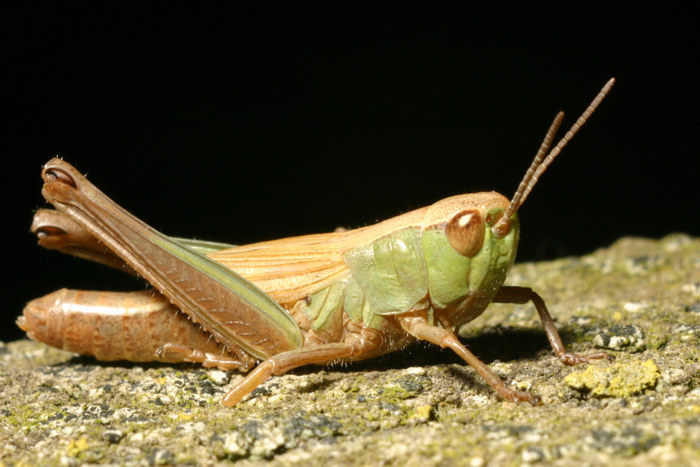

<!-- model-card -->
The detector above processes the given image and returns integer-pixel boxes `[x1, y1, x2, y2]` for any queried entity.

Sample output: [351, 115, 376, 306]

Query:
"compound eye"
[446, 209, 485, 257]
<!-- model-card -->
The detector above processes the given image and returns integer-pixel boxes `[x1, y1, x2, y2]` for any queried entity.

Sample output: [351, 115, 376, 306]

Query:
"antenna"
[492, 78, 615, 238]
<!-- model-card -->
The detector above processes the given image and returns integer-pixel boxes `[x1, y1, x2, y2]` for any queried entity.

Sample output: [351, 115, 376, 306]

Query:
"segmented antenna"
[492, 78, 615, 237]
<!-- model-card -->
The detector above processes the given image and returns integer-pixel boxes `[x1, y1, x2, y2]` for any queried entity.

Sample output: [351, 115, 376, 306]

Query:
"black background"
[3, 4, 697, 342]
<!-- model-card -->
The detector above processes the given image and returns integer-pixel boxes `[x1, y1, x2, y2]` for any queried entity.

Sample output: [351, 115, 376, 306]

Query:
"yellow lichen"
[565, 359, 660, 397]
[66, 437, 89, 456]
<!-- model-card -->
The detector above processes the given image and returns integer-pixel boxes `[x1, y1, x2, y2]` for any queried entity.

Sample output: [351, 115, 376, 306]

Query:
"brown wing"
[208, 231, 352, 305]
[208, 206, 429, 307]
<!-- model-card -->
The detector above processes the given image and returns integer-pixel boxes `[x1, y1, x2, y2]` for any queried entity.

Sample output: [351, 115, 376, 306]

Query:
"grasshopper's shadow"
[324, 326, 580, 374]
[59, 326, 579, 380]
[59, 356, 195, 371]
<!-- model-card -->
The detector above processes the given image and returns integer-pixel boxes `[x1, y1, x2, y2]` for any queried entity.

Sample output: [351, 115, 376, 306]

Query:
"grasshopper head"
[421, 193, 519, 314]
[419, 79, 614, 316]
[424, 192, 514, 258]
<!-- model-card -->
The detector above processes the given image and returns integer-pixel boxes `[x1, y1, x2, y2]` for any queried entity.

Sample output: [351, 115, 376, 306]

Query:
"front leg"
[494, 286, 612, 365]
[398, 313, 541, 404]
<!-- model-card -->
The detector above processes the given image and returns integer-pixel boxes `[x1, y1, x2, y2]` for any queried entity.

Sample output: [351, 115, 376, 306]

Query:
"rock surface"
[2, 234, 699, 465]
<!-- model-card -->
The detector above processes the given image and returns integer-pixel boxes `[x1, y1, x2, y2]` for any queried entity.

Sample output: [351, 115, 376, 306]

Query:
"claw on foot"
[500, 388, 542, 405]
[559, 351, 614, 366]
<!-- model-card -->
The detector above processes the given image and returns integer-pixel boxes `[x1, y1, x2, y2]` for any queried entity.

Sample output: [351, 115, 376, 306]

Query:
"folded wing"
[209, 231, 352, 306]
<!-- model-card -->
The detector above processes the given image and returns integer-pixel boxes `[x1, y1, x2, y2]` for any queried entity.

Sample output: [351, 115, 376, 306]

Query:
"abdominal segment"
[19, 289, 231, 363]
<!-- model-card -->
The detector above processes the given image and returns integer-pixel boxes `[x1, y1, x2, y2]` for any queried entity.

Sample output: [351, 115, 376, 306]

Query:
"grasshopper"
[20, 79, 615, 406]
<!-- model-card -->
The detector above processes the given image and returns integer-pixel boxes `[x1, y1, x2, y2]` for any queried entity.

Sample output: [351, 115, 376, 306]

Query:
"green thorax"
[299, 208, 519, 331]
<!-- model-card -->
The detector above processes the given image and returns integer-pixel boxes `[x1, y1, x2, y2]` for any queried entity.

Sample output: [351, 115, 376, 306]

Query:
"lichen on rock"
[565, 359, 660, 397]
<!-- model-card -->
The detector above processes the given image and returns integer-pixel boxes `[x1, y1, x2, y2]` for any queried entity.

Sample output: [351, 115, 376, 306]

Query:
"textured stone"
[2, 234, 699, 465]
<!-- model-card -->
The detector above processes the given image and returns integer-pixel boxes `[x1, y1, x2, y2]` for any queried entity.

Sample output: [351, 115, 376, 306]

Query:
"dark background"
[3, 5, 697, 342]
